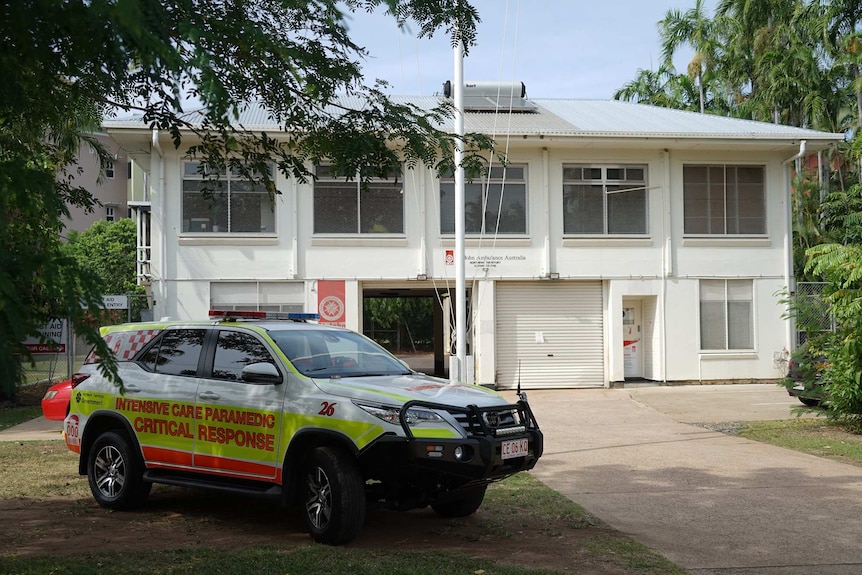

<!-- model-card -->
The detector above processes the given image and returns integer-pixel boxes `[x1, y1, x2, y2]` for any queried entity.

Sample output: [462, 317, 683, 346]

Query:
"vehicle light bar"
[208, 310, 320, 322]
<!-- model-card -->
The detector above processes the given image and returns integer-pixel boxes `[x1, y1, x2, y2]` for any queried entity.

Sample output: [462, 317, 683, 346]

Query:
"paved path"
[524, 385, 862, 575]
[0, 415, 63, 442]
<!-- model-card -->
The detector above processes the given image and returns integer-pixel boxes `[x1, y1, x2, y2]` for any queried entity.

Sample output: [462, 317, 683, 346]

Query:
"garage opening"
[362, 292, 440, 376]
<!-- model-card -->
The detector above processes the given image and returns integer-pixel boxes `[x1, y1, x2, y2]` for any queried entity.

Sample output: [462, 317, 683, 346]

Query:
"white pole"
[453, 37, 466, 383]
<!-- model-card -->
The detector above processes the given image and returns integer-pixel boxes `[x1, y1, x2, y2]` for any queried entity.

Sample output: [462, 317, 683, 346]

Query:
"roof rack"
[208, 310, 320, 323]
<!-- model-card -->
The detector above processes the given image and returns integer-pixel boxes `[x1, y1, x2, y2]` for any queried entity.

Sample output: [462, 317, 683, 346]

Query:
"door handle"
[198, 390, 220, 401]
[124, 384, 141, 393]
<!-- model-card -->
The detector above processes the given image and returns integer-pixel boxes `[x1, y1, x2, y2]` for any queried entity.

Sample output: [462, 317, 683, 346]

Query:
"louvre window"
[684, 165, 765, 235]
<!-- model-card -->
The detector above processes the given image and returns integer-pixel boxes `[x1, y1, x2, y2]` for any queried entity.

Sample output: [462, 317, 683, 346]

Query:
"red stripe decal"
[193, 454, 276, 478]
[141, 446, 193, 467]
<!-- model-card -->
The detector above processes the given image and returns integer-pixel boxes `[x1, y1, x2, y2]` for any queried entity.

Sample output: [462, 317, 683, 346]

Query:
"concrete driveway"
[524, 384, 862, 575]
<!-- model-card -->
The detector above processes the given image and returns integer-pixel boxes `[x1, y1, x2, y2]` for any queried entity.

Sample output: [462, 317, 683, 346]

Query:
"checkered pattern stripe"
[84, 329, 161, 364]
[116, 330, 160, 360]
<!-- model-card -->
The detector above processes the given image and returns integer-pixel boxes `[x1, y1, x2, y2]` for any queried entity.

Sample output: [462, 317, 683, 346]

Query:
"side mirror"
[241, 362, 283, 385]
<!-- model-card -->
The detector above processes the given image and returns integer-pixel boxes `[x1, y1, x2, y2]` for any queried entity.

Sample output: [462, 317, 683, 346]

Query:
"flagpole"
[453, 34, 466, 383]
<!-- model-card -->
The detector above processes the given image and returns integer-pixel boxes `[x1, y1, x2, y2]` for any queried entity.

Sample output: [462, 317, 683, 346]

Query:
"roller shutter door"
[495, 281, 604, 389]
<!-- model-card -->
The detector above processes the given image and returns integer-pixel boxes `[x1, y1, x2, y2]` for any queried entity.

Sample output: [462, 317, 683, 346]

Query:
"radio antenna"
[517, 359, 526, 401]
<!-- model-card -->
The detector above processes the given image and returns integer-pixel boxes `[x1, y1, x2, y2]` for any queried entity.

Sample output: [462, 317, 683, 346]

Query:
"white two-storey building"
[107, 88, 842, 389]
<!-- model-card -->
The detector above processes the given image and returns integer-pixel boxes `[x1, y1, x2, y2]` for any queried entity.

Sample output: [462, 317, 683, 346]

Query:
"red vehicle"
[41, 379, 73, 420]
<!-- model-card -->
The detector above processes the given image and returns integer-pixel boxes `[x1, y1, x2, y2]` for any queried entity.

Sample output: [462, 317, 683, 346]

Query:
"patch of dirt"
[0, 486, 629, 574]
[0, 380, 54, 410]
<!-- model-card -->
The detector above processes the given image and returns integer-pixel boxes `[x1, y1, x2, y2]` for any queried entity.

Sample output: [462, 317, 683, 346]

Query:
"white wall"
[146, 138, 793, 385]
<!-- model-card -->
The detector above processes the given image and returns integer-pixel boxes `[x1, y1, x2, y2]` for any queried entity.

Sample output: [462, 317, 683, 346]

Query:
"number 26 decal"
[319, 401, 336, 416]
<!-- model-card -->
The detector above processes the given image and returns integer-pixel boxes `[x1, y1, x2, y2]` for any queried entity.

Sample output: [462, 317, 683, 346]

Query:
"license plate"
[501, 438, 529, 460]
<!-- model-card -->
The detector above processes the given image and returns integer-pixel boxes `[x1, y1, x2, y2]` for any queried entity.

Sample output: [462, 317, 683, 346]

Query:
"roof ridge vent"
[443, 81, 537, 113]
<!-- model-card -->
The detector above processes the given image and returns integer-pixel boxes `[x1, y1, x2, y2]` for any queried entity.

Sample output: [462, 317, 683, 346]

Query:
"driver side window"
[211, 330, 276, 381]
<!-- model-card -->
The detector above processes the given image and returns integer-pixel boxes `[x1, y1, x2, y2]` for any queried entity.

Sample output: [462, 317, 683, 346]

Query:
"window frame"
[209, 328, 281, 383]
[439, 164, 529, 236]
[683, 164, 766, 237]
[699, 279, 755, 352]
[562, 164, 649, 236]
[137, 328, 207, 376]
[181, 161, 276, 235]
[312, 165, 405, 235]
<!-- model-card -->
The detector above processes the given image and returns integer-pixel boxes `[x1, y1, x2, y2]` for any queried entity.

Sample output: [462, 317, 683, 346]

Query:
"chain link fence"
[20, 294, 151, 385]
[795, 282, 835, 346]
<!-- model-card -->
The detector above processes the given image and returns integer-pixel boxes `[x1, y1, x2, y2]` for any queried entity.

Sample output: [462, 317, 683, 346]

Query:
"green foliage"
[64, 220, 140, 295]
[0, 0, 492, 398]
[364, 297, 434, 352]
[804, 243, 862, 429]
[821, 183, 862, 244]
[620, 0, 861, 146]
[0, 144, 118, 399]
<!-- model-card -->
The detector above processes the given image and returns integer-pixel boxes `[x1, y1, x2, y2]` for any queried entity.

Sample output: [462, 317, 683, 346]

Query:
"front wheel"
[87, 430, 151, 510]
[301, 446, 366, 545]
[798, 396, 821, 407]
[431, 486, 487, 518]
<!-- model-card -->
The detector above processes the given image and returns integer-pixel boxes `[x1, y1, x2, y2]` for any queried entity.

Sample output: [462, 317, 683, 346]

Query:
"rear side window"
[84, 329, 162, 364]
[138, 329, 206, 376]
[211, 331, 276, 381]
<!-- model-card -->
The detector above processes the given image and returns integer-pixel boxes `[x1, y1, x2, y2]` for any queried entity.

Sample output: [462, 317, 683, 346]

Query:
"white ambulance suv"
[64, 311, 543, 544]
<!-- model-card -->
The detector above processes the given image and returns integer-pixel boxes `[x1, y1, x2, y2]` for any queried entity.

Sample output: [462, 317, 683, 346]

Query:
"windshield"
[268, 329, 411, 378]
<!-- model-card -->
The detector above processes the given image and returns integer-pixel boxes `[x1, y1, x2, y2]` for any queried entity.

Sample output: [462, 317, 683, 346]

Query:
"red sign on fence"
[23, 319, 67, 354]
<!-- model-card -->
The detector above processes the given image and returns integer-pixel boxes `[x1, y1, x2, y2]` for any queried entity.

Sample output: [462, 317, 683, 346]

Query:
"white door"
[496, 281, 604, 389]
[623, 300, 642, 379]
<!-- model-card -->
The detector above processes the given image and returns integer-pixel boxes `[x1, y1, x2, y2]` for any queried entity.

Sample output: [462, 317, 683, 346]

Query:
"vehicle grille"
[450, 407, 527, 438]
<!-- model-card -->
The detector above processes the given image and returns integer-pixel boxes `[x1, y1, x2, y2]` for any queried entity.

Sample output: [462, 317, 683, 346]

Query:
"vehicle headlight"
[355, 402, 443, 426]
[43, 391, 57, 400]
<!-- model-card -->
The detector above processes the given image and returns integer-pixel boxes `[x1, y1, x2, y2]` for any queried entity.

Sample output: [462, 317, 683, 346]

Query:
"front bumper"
[398, 399, 543, 481]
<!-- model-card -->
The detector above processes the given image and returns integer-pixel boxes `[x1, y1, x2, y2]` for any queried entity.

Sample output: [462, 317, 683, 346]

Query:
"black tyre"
[301, 446, 366, 545]
[799, 396, 821, 407]
[87, 431, 151, 510]
[431, 486, 487, 518]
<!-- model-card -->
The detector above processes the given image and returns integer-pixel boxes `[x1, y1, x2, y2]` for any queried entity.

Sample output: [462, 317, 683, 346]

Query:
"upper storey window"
[683, 165, 765, 235]
[563, 165, 648, 235]
[440, 165, 527, 235]
[182, 162, 275, 234]
[313, 165, 404, 234]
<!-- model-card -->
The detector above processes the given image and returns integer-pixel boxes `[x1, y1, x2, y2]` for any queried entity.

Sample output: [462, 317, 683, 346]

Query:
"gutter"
[782, 140, 806, 165]
[781, 140, 806, 353]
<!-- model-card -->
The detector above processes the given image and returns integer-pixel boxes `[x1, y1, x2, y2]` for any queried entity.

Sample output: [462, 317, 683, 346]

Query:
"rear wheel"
[301, 446, 366, 545]
[798, 396, 821, 407]
[87, 431, 151, 510]
[431, 486, 487, 518]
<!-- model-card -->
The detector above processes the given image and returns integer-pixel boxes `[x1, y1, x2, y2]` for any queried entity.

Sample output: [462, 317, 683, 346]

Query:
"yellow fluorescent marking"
[411, 427, 461, 439]
[281, 414, 384, 449]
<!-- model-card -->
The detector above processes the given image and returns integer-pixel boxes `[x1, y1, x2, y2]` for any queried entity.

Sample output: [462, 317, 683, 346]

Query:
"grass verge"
[738, 418, 862, 467]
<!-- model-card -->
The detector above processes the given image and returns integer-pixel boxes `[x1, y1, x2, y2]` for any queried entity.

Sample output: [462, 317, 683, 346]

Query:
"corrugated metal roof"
[104, 96, 842, 142]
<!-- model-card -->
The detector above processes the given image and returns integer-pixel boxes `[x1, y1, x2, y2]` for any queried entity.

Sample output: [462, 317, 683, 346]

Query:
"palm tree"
[659, 0, 718, 113]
